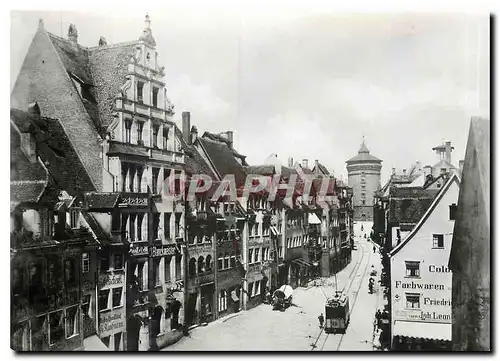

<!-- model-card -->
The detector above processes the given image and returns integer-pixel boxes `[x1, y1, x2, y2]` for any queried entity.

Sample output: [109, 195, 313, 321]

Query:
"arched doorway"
[197, 256, 205, 274]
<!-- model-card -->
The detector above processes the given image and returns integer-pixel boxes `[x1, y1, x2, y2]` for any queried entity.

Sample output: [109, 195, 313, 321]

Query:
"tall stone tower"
[346, 138, 382, 222]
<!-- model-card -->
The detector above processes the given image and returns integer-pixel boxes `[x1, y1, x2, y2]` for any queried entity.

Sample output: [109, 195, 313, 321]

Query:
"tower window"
[152, 87, 159, 108]
[137, 81, 144, 103]
[137, 121, 144, 144]
[124, 119, 132, 144]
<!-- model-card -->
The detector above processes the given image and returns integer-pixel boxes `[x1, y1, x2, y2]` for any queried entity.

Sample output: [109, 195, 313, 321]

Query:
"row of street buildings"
[10, 16, 355, 351]
[371, 118, 490, 351]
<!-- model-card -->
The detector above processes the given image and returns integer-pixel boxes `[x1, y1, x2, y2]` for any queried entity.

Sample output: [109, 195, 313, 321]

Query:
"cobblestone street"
[163, 234, 385, 351]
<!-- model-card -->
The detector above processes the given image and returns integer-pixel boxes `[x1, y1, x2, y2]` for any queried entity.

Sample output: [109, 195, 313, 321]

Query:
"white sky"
[10, 9, 490, 183]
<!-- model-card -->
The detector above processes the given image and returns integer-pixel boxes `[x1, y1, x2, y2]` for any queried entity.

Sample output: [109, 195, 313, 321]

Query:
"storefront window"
[164, 256, 172, 283]
[65, 306, 79, 338]
[112, 288, 122, 307]
[99, 290, 110, 311]
[49, 311, 64, 345]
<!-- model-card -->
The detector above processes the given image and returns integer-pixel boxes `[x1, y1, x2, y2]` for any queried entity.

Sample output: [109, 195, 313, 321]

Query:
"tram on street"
[324, 292, 350, 334]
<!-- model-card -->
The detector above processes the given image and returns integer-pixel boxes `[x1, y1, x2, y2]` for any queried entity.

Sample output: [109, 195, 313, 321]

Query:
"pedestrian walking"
[373, 245, 376, 253]
[318, 313, 324, 329]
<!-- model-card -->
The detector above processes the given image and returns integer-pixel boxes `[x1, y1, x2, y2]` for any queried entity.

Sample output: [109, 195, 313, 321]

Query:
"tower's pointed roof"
[139, 13, 156, 47]
[346, 137, 382, 164]
[358, 138, 370, 153]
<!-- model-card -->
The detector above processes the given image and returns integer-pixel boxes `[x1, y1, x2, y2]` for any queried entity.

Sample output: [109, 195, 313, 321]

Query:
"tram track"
[310, 240, 371, 351]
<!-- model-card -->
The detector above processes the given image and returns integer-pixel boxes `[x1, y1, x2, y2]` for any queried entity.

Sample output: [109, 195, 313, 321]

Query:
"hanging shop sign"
[99, 308, 125, 338]
[99, 273, 125, 289]
[118, 194, 149, 208]
[129, 244, 179, 257]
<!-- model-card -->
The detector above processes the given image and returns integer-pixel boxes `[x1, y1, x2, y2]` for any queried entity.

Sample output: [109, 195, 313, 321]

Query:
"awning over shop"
[83, 335, 110, 351]
[393, 321, 451, 341]
[293, 258, 312, 267]
[308, 213, 321, 225]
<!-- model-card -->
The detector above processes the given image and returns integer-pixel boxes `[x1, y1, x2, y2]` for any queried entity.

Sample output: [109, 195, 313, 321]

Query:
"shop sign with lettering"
[130, 244, 179, 257]
[99, 273, 125, 289]
[130, 244, 149, 257]
[99, 308, 125, 338]
[150, 244, 177, 257]
[119, 194, 148, 207]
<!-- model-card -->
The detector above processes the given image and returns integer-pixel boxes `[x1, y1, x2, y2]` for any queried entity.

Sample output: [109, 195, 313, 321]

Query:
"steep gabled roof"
[198, 134, 248, 187]
[390, 173, 460, 256]
[312, 161, 330, 176]
[11, 180, 48, 204]
[388, 186, 440, 226]
[11, 25, 103, 190]
[346, 139, 382, 163]
[88, 42, 138, 129]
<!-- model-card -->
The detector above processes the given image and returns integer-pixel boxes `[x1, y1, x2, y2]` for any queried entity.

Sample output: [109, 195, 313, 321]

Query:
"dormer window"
[137, 81, 144, 103]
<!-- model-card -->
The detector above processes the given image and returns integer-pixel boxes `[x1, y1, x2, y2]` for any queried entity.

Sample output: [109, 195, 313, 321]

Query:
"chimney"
[423, 165, 432, 177]
[98, 36, 107, 46]
[190, 126, 198, 144]
[315, 159, 319, 167]
[182, 112, 191, 145]
[288, 157, 294, 167]
[302, 158, 309, 169]
[459, 160, 464, 175]
[445, 141, 453, 164]
[68, 24, 78, 47]
[226, 131, 233, 148]
[415, 160, 421, 172]
[402, 169, 406, 176]
[392, 168, 396, 175]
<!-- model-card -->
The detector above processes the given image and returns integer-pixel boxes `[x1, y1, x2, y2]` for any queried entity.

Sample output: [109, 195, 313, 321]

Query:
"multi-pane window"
[49, 311, 64, 345]
[101, 251, 109, 271]
[230, 256, 236, 268]
[218, 290, 227, 312]
[248, 249, 253, 264]
[124, 119, 132, 144]
[218, 255, 223, 270]
[65, 306, 79, 338]
[405, 261, 420, 278]
[432, 234, 444, 249]
[152, 168, 160, 194]
[99, 290, 110, 310]
[112, 288, 122, 308]
[82, 294, 91, 316]
[153, 259, 161, 286]
[449, 204, 457, 220]
[114, 253, 123, 270]
[223, 254, 229, 269]
[114, 332, 122, 351]
[65, 258, 76, 285]
[405, 293, 420, 309]
[164, 256, 172, 283]
[254, 248, 260, 263]
[137, 81, 144, 103]
[82, 253, 90, 274]
[163, 127, 169, 149]
[152, 125, 159, 148]
[137, 121, 144, 144]
[152, 87, 159, 108]
[175, 256, 182, 281]
[137, 263, 146, 291]
[70, 210, 79, 229]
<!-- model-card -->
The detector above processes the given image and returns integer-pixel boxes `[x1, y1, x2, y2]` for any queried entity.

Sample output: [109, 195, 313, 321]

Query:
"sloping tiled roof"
[88, 42, 138, 129]
[81, 211, 112, 245]
[11, 108, 96, 197]
[10, 125, 47, 183]
[11, 180, 48, 204]
[312, 162, 330, 176]
[48, 34, 93, 85]
[346, 140, 382, 163]
[107, 142, 149, 158]
[388, 187, 439, 225]
[198, 135, 248, 187]
[84, 192, 120, 209]
[244, 165, 276, 176]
